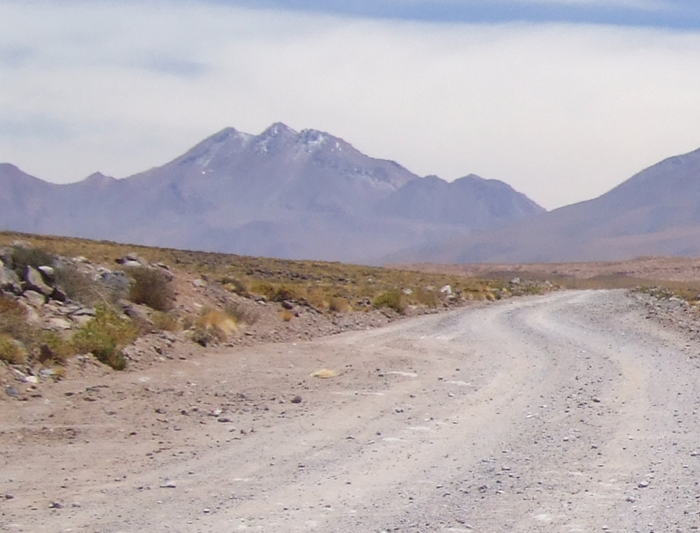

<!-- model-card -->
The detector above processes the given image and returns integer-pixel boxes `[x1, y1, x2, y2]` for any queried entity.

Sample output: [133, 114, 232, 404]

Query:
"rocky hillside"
[0, 124, 544, 263]
[1, 232, 553, 392]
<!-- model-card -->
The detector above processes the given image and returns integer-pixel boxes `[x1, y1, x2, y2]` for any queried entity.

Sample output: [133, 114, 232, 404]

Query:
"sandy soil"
[3, 290, 700, 532]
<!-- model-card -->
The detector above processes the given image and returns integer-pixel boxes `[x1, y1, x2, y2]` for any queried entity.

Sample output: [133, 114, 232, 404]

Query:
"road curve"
[221, 290, 700, 532]
[5, 290, 700, 532]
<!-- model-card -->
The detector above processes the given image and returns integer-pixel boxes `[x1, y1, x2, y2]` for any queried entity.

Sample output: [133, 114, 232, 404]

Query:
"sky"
[2, 0, 700, 209]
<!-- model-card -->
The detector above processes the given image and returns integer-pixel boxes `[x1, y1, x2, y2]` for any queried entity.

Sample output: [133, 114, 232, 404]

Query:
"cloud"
[2, 2, 700, 209]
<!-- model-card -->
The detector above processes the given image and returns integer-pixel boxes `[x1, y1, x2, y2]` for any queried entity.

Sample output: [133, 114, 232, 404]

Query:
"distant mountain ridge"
[394, 145, 700, 263]
[0, 123, 544, 263]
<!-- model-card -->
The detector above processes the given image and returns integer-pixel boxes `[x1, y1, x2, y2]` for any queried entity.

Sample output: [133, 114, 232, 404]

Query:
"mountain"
[395, 146, 700, 263]
[0, 123, 544, 263]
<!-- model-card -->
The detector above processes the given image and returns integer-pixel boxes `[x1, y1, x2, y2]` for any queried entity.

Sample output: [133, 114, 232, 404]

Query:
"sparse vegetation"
[373, 290, 406, 314]
[151, 311, 179, 332]
[7, 244, 55, 276]
[72, 306, 138, 370]
[0, 334, 27, 365]
[126, 266, 174, 312]
[55, 263, 105, 306]
[189, 308, 237, 346]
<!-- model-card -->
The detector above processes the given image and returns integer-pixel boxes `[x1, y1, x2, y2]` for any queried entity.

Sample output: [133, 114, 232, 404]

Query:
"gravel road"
[4, 290, 700, 532]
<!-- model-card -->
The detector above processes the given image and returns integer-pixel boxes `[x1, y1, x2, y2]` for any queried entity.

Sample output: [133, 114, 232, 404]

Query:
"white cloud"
[1, 2, 700, 209]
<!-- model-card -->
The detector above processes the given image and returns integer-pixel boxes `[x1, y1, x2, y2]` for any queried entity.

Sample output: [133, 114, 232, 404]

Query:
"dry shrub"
[413, 288, 439, 308]
[0, 334, 27, 364]
[225, 301, 259, 325]
[328, 297, 351, 313]
[280, 309, 295, 322]
[190, 308, 237, 346]
[220, 276, 249, 296]
[250, 281, 299, 303]
[39, 331, 74, 365]
[71, 306, 137, 370]
[151, 311, 179, 332]
[373, 290, 405, 314]
[126, 267, 174, 312]
[55, 264, 104, 306]
[0, 294, 37, 349]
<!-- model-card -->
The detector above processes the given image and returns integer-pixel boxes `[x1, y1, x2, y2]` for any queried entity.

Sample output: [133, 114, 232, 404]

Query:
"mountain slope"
[396, 146, 700, 263]
[0, 124, 544, 263]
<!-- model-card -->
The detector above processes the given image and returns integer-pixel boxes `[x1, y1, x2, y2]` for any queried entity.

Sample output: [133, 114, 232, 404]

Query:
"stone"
[37, 265, 56, 284]
[46, 317, 72, 331]
[50, 287, 68, 303]
[0, 265, 22, 294]
[22, 290, 47, 307]
[440, 285, 453, 295]
[24, 266, 53, 295]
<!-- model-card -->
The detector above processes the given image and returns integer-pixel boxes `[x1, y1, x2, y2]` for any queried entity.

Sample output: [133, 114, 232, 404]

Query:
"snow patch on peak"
[260, 122, 297, 139]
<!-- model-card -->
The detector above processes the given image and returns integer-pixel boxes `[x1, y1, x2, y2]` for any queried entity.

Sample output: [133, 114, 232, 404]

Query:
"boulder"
[24, 266, 53, 296]
[0, 262, 21, 294]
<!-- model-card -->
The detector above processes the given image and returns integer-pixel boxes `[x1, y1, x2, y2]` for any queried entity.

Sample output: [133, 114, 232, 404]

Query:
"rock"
[46, 317, 72, 331]
[50, 287, 68, 303]
[22, 289, 47, 307]
[192, 279, 207, 288]
[510, 277, 522, 285]
[37, 265, 56, 284]
[0, 263, 21, 294]
[24, 266, 53, 296]
[290, 395, 303, 404]
[440, 285, 453, 295]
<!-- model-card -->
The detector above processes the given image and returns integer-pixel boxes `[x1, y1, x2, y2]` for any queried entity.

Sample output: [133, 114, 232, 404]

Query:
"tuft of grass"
[224, 301, 259, 325]
[220, 276, 249, 296]
[0, 334, 27, 365]
[0, 294, 38, 350]
[328, 296, 351, 313]
[373, 290, 406, 314]
[280, 309, 295, 322]
[126, 266, 174, 312]
[71, 306, 138, 370]
[151, 311, 179, 332]
[189, 308, 237, 346]
[39, 331, 75, 365]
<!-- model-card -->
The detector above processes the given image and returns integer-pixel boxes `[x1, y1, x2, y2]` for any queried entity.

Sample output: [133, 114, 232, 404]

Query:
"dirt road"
[4, 290, 700, 532]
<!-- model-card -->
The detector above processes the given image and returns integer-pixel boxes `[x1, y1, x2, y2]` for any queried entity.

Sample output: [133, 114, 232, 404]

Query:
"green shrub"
[126, 267, 174, 312]
[9, 245, 55, 276]
[72, 306, 137, 370]
[373, 290, 405, 314]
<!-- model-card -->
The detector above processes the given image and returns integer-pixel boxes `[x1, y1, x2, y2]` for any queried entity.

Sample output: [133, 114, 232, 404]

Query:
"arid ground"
[4, 287, 700, 532]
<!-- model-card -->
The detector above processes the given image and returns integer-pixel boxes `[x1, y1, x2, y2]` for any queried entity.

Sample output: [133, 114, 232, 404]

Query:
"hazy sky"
[2, 0, 700, 209]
